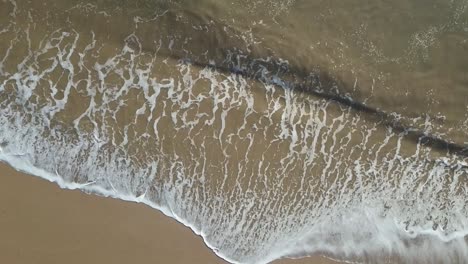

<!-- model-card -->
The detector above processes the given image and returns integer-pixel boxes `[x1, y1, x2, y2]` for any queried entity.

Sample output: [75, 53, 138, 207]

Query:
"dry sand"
[0, 162, 339, 264]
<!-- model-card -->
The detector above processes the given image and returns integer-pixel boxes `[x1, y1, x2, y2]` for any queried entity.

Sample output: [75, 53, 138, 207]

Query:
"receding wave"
[1, 1, 468, 263]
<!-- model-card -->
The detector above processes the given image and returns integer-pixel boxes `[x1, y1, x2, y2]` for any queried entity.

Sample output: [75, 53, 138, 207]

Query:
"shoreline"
[0, 161, 226, 264]
[0, 161, 339, 264]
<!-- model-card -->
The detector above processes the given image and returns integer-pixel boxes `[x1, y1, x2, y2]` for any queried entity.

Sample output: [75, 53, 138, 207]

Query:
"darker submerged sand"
[0, 162, 338, 264]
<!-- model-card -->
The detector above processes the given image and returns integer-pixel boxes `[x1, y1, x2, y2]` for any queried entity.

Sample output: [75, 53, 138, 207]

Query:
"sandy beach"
[0, 162, 339, 264]
[2, 2, 466, 263]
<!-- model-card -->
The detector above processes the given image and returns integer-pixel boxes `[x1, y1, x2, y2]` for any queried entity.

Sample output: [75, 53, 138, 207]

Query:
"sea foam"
[1, 1, 468, 263]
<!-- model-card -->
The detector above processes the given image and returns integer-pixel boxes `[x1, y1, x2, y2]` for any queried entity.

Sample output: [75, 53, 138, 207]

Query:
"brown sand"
[0, 162, 339, 264]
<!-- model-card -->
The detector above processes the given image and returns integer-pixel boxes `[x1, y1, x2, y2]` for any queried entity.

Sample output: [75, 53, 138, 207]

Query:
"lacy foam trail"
[1, 1, 468, 263]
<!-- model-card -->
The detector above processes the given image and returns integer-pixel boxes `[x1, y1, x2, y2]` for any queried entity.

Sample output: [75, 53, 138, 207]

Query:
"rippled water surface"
[0, 1, 467, 263]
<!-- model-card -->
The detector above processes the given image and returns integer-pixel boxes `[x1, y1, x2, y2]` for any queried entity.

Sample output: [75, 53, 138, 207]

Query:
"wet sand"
[0, 162, 338, 264]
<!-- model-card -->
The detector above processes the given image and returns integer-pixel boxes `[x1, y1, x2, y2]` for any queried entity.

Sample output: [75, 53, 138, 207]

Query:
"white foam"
[1, 2, 468, 263]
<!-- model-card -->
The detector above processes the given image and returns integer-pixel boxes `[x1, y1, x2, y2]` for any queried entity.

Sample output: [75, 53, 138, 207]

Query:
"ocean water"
[0, 0, 468, 263]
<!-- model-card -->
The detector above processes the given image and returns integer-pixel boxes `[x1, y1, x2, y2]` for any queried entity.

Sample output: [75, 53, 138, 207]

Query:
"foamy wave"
[1, 1, 468, 263]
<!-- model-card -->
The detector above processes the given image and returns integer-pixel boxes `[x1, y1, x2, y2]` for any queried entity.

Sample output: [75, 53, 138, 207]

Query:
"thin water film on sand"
[0, 0, 467, 263]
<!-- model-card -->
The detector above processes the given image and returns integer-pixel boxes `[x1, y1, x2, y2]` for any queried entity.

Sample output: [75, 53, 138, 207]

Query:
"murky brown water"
[0, 1, 467, 263]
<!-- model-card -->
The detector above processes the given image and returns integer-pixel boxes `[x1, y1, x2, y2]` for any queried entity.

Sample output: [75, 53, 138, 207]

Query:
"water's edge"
[0, 151, 246, 264]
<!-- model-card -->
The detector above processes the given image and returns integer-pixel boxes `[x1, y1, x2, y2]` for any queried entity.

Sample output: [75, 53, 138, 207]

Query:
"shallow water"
[0, 0, 467, 263]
